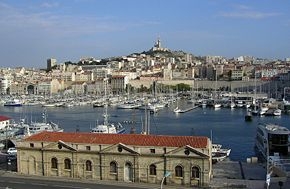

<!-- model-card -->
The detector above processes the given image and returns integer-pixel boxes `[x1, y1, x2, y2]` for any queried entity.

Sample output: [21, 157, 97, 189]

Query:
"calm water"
[1, 103, 289, 162]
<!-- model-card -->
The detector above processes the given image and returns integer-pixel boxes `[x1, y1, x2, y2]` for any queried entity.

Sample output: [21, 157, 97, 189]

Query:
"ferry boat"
[91, 121, 125, 134]
[91, 100, 125, 134]
[254, 123, 290, 161]
[212, 144, 231, 163]
[26, 109, 63, 136]
[4, 99, 22, 107]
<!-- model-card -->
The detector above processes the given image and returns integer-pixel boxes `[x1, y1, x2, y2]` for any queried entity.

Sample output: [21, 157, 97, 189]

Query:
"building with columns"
[17, 131, 212, 187]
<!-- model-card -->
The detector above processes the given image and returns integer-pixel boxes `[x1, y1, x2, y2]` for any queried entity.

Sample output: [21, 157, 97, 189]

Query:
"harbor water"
[0, 103, 289, 162]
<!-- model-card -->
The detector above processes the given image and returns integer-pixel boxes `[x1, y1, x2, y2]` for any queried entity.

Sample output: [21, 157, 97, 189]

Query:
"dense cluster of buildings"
[1, 39, 290, 187]
[0, 38, 290, 96]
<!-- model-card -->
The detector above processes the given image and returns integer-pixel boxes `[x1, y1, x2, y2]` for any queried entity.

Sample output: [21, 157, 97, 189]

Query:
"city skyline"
[0, 0, 289, 68]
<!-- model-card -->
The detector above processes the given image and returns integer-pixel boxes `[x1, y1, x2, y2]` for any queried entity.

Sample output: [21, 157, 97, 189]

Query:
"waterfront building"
[110, 75, 127, 94]
[71, 81, 87, 95]
[72, 71, 92, 82]
[47, 58, 57, 70]
[86, 79, 105, 95]
[17, 131, 212, 187]
[0, 115, 11, 130]
[231, 70, 243, 81]
[0, 76, 10, 94]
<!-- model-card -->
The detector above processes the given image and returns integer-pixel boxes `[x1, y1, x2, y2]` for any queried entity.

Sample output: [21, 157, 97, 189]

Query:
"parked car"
[7, 147, 17, 155]
[7, 154, 17, 161]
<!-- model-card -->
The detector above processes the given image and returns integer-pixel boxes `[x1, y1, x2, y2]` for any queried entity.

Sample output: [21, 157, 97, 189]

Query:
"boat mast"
[103, 76, 109, 126]
[42, 109, 47, 123]
[254, 69, 257, 111]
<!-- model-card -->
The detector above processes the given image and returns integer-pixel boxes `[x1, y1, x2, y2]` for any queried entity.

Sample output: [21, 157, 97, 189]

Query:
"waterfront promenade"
[1, 157, 289, 188]
[211, 160, 290, 189]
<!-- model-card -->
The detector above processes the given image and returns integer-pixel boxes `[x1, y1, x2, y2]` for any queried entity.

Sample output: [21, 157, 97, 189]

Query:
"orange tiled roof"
[0, 115, 11, 122]
[24, 131, 208, 148]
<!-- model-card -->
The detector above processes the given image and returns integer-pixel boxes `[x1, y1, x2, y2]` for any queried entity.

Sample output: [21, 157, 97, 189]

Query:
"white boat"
[230, 102, 236, 109]
[212, 152, 228, 163]
[91, 121, 125, 134]
[173, 107, 182, 113]
[42, 102, 57, 107]
[211, 130, 231, 163]
[254, 123, 290, 161]
[117, 102, 141, 109]
[213, 103, 221, 109]
[273, 108, 282, 116]
[26, 109, 63, 136]
[4, 99, 22, 107]
[236, 101, 244, 108]
[91, 77, 125, 134]
[212, 144, 231, 157]
[201, 100, 207, 108]
[259, 106, 269, 116]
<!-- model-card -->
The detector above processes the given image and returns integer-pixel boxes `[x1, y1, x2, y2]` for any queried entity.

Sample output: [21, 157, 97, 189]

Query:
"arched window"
[64, 158, 71, 170]
[149, 164, 156, 175]
[191, 166, 200, 179]
[191, 166, 199, 178]
[175, 165, 183, 177]
[51, 157, 58, 169]
[86, 160, 92, 171]
[110, 161, 117, 173]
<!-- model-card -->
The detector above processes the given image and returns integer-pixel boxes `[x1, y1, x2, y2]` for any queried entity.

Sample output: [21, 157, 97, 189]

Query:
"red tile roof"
[0, 115, 11, 122]
[24, 131, 208, 148]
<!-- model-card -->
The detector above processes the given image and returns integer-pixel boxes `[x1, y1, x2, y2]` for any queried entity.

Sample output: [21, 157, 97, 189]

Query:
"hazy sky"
[0, 0, 289, 68]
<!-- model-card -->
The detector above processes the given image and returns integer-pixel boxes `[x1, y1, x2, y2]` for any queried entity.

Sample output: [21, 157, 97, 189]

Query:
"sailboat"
[91, 77, 125, 134]
[173, 85, 182, 113]
[251, 70, 259, 116]
[213, 70, 221, 109]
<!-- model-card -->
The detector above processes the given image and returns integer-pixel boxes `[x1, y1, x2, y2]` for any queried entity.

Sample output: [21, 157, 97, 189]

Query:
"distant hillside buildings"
[0, 38, 290, 96]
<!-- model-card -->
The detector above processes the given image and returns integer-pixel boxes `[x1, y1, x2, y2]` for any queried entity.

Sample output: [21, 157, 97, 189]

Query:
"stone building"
[17, 131, 212, 187]
[0, 115, 11, 130]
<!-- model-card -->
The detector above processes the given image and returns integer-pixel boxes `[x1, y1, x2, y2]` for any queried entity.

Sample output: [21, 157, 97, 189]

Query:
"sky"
[0, 0, 290, 68]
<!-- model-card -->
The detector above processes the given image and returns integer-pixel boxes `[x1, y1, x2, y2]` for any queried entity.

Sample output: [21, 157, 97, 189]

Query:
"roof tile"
[0, 115, 11, 122]
[23, 131, 208, 148]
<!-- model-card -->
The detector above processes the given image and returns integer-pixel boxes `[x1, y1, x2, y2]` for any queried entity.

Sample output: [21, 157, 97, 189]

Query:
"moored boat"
[211, 143, 231, 163]
[212, 152, 228, 163]
[26, 109, 63, 136]
[273, 108, 282, 116]
[212, 143, 231, 157]
[91, 77, 125, 134]
[4, 99, 22, 107]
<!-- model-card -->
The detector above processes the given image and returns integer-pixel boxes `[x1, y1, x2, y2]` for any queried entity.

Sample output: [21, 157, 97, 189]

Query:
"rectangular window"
[30, 143, 34, 147]
[150, 149, 155, 153]
[86, 146, 91, 151]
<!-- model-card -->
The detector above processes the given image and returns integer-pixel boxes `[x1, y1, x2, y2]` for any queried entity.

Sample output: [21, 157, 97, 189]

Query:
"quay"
[1, 153, 289, 189]
[211, 160, 290, 189]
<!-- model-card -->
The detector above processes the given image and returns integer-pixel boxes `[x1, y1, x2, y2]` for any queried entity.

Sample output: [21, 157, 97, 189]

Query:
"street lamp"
[160, 171, 171, 189]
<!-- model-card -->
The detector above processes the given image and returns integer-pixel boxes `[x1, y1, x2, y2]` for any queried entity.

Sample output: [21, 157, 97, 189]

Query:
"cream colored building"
[0, 115, 11, 130]
[17, 131, 212, 187]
